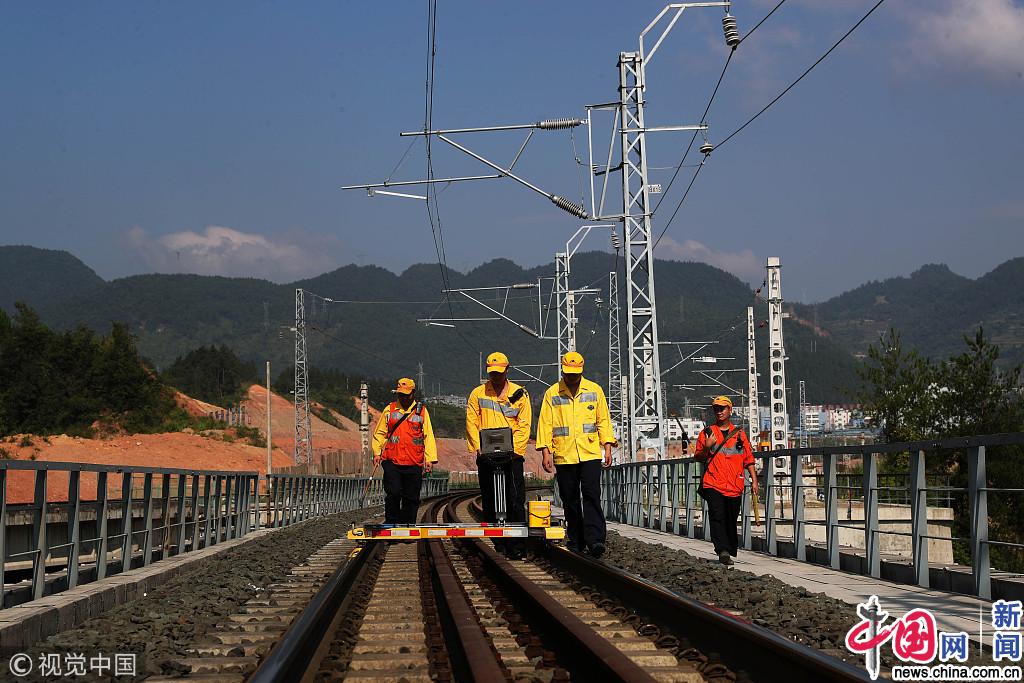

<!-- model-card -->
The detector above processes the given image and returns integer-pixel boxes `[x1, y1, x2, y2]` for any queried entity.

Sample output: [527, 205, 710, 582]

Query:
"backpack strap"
[386, 402, 418, 440]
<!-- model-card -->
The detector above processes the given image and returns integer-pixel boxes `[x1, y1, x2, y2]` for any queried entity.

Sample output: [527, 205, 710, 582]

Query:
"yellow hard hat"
[393, 378, 416, 395]
[486, 352, 509, 373]
[561, 351, 585, 374]
[711, 395, 733, 407]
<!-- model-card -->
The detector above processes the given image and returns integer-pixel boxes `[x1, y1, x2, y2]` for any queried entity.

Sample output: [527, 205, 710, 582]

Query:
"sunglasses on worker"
[712, 405, 729, 412]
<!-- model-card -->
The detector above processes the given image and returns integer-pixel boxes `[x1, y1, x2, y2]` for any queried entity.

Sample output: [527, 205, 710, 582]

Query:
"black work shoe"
[718, 551, 734, 566]
[589, 542, 606, 559]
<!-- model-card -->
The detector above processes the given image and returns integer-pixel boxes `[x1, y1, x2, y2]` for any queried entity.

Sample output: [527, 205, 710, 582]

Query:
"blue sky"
[1, 1, 1022, 301]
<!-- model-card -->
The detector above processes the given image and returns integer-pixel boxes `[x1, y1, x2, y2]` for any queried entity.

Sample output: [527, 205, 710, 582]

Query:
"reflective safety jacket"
[695, 423, 753, 497]
[535, 378, 616, 465]
[465, 381, 532, 457]
[372, 401, 438, 466]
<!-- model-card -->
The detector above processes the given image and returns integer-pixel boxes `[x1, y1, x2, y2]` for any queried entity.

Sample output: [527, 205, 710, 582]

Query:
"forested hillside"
[793, 259, 1024, 367]
[8, 245, 1021, 410]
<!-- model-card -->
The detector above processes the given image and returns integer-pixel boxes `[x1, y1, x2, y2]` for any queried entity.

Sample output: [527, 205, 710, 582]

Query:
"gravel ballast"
[601, 530, 999, 672]
[21, 508, 380, 679]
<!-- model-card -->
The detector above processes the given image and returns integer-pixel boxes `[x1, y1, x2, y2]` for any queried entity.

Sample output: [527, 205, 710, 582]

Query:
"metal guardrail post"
[741, 472, 751, 551]
[96, 472, 109, 580]
[120, 472, 133, 574]
[67, 470, 82, 589]
[31, 469, 48, 600]
[764, 455, 777, 556]
[212, 475, 224, 545]
[968, 445, 990, 599]
[221, 475, 233, 541]
[910, 449, 928, 588]
[159, 473, 171, 555]
[142, 473, 155, 567]
[175, 474, 188, 556]
[670, 462, 680, 535]
[864, 451, 880, 578]
[791, 454, 805, 561]
[644, 463, 653, 529]
[684, 461, 695, 537]
[824, 453, 839, 570]
[201, 474, 213, 549]
[286, 476, 293, 524]
[0, 469, 6, 601]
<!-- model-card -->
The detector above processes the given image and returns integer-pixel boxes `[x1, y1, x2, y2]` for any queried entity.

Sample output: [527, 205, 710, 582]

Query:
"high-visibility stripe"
[409, 415, 424, 424]
[479, 398, 519, 417]
[552, 426, 570, 437]
[484, 529, 504, 537]
[582, 423, 598, 433]
[550, 395, 571, 406]
[579, 392, 598, 402]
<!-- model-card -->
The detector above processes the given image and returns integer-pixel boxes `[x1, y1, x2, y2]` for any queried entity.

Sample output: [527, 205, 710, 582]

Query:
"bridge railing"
[1, 460, 449, 608]
[0, 460, 260, 607]
[265, 472, 450, 527]
[600, 432, 1024, 599]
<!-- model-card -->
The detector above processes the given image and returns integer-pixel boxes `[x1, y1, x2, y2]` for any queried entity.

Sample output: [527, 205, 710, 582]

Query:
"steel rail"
[248, 541, 382, 682]
[421, 494, 507, 682]
[540, 544, 869, 682]
[444, 497, 658, 682]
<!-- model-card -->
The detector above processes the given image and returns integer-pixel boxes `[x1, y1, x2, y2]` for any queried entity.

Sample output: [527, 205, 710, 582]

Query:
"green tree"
[856, 326, 1024, 569]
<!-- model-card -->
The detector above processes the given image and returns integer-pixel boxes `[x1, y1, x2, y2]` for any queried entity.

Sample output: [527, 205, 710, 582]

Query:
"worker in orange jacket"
[372, 378, 437, 524]
[694, 396, 758, 565]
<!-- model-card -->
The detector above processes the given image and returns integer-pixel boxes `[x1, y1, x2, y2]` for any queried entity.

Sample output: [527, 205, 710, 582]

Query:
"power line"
[717, 0, 887, 151]
[651, 0, 888, 248]
[740, 0, 787, 46]
[652, 49, 733, 215]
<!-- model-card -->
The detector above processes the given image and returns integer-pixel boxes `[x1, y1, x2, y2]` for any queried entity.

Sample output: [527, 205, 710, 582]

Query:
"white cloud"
[127, 225, 344, 282]
[655, 237, 762, 284]
[907, 0, 1024, 81]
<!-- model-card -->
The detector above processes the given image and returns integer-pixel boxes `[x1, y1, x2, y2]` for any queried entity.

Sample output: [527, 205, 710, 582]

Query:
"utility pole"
[294, 288, 313, 465]
[417, 362, 425, 396]
[746, 306, 760, 444]
[798, 380, 808, 449]
[359, 382, 370, 475]
[766, 257, 790, 458]
[266, 361, 272, 476]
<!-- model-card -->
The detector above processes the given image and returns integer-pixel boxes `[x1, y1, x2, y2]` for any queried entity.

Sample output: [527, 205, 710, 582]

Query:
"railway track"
[242, 490, 867, 682]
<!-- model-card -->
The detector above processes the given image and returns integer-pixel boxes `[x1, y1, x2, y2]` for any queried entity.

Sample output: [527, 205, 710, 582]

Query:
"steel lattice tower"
[294, 288, 313, 465]
[746, 306, 760, 444]
[619, 51, 665, 460]
[766, 258, 790, 463]
[608, 270, 625, 459]
[555, 250, 575, 365]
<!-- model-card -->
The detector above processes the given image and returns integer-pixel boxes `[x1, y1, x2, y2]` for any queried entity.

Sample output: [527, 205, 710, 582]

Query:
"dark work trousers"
[555, 459, 606, 552]
[476, 455, 526, 554]
[382, 460, 423, 524]
[702, 487, 742, 556]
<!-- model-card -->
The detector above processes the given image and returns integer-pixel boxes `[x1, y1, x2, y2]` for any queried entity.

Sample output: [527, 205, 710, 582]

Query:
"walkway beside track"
[603, 518, 991, 647]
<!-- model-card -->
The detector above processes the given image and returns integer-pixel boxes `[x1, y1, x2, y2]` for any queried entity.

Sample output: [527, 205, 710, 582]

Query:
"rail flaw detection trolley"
[347, 427, 566, 542]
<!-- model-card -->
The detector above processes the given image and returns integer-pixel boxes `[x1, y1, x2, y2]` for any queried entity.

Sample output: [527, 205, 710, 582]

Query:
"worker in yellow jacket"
[466, 351, 532, 557]
[537, 351, 616, 557]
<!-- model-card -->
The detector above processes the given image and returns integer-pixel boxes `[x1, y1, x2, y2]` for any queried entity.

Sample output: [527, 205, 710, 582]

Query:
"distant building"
[428, 394, 468, 408]
[664, 416, 705, 443]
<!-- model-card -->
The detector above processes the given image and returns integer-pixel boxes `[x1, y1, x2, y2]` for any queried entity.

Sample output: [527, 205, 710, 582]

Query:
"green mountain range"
[2, 245, 1020, 409]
